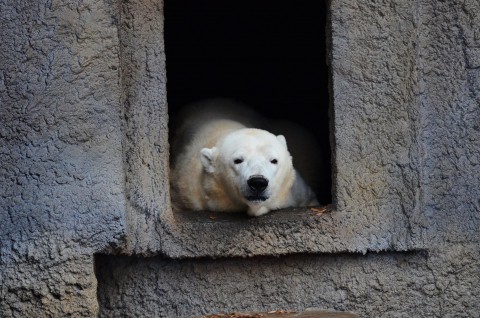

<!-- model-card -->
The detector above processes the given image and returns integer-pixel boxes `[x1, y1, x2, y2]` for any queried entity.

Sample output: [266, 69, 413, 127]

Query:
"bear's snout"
[247, 176, 269, 193]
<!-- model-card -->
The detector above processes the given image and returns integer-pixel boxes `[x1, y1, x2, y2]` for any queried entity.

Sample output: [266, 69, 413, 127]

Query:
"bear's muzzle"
[245, 175, 269, 202]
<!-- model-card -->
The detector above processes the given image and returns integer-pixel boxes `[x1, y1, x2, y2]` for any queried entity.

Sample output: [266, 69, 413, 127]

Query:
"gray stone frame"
[120, 0, 427, 258]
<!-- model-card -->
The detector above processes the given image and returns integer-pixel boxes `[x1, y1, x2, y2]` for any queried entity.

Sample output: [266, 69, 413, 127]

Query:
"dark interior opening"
[164, 0, 331, 204]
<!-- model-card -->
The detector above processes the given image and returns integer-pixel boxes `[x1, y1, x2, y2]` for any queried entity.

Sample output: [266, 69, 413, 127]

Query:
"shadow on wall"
[164, 0, 332, 204]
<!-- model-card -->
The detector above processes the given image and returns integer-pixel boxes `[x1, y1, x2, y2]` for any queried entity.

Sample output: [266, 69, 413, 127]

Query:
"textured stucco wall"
[1, 0, 479, 317]
[0, 0, 125, 316]
[121, 0, 424, 259]
[119, 0, 170, 255]
[96, 1, 480, 317]
[419, 0, 480, 244]
[97, 244, 480, 318]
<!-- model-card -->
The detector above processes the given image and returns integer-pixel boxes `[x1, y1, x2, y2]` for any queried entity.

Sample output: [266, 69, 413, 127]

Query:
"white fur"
[170, 100, 319, 216]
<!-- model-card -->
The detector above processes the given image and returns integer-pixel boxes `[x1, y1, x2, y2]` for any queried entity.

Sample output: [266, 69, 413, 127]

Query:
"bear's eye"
[270, 159, 278, 164]
[233, 158, 243, 164]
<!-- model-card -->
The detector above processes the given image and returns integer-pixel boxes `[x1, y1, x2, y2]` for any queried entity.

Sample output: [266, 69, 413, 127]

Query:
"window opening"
[164, 0, 331, 209]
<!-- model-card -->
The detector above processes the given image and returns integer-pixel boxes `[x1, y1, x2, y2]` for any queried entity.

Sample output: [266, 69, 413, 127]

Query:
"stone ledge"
[192, 310, 358, 318]
[161, 204, 415, 259]
[172, 205, 334, 224]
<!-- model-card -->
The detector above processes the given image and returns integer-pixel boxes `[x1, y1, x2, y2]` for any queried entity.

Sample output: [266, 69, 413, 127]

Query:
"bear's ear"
[200, 147, 218, 173]
[276, 135, 288, 149]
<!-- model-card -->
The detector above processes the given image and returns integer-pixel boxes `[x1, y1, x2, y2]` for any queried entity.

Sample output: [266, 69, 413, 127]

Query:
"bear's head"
[200, 128, 295, 216]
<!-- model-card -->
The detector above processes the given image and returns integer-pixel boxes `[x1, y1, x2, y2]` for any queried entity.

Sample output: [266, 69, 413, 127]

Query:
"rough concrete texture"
[119, 0, 171, 255]
[97, 0, 480, 317]
[2, 255, 98, 317]
[329, 0, 423, 242]
[418, 0, 480, 244]
[97, 244, 480, 318]
[124, 0, 426, 259]
[1, 0, 480, 317]
[0, 0, 125, 316]
[115, 0, 391, 259]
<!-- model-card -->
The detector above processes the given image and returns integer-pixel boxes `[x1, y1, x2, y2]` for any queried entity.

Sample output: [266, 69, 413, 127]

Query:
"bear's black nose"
[247, 176, 269, 193]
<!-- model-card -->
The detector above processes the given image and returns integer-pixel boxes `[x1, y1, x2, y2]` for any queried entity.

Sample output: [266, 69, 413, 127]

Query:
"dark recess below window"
[164, 0, 331, 204]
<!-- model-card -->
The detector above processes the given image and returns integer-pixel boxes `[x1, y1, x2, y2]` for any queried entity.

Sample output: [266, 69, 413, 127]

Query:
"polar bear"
[170, 99, 319, 216]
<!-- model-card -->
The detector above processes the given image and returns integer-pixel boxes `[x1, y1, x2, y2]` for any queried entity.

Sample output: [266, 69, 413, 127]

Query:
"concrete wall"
[97, 245, 480, 317]
[0, 1, 125, 316]
[1, 0, 479, 317]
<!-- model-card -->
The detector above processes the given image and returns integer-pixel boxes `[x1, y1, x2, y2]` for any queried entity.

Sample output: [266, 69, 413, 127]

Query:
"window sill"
[160, 204, 413, 259]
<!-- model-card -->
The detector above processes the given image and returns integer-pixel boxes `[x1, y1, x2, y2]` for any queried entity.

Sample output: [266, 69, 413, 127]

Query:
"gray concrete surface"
[1, 0, 479, 317]
[97, 244, 480, 318]
[0, 1, 125, 316]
